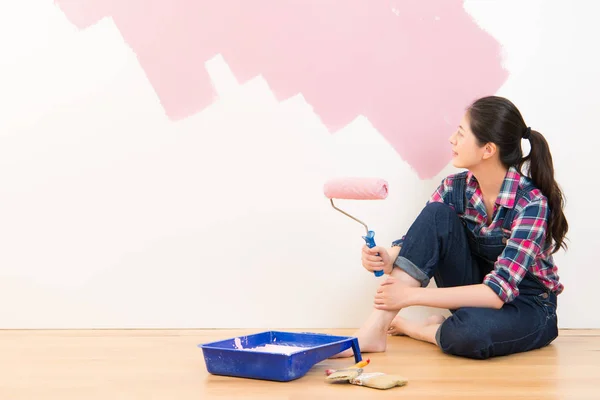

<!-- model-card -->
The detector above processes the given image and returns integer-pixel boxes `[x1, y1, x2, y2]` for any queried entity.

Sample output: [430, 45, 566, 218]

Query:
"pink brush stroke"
[54, 0, 507, 179]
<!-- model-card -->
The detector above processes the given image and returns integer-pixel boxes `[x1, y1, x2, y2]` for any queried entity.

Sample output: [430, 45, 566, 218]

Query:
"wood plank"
[0, 329, 598, 399]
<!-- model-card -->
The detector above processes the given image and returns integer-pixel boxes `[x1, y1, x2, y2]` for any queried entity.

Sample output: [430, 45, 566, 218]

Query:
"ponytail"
[518, 130, 569, 254]
[467, 96, 569, 254]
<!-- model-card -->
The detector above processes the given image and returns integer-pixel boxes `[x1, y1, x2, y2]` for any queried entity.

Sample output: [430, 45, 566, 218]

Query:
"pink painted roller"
[323, 177, 389, 200]
[323, 177, 389, 277]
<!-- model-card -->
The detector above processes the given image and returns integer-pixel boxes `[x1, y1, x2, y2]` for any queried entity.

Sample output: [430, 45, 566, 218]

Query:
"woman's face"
[449, 113, 487, 169]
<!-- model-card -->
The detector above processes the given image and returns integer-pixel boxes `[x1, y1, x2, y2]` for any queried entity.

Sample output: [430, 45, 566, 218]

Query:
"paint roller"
[323, 177, 389, 277]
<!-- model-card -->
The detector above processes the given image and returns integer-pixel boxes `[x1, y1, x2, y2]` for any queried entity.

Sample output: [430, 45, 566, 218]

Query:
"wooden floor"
[1, 329, 599, 400]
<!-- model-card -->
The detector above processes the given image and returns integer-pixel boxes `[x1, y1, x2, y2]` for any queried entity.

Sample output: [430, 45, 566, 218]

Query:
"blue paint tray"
[199, 331, 362, 382]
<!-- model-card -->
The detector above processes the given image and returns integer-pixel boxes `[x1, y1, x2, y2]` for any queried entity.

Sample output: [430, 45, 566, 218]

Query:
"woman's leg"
[393, 201, 484, 290]
[385, 291, 559, 359]
[330, 268, 420, 358]
[332, 202, 480, 357]
[436, 292, 558, 359]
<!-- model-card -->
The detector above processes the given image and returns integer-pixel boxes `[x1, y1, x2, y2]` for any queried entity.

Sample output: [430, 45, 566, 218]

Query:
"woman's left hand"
[374, 277, 419, 310]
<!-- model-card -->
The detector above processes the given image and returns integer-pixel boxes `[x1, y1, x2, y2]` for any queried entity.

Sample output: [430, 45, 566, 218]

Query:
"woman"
[337, 96, 568, 360]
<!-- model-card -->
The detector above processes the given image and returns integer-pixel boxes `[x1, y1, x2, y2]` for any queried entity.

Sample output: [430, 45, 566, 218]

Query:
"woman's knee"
[437, 318, 493, 360]
[422, 201, 453, 215]
[412, 202, 463, 241]
[417, 202, 458, 225]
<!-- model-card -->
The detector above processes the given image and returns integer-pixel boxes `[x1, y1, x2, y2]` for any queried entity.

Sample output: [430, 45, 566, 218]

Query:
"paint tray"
[199, 331, 361, 382]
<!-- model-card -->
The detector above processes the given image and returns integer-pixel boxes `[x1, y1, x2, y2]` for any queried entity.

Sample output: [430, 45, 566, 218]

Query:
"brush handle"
[362, 230, 384, 277]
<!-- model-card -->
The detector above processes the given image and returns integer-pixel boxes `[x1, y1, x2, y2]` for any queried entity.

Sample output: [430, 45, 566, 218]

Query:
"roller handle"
[362, 230, 384, 277]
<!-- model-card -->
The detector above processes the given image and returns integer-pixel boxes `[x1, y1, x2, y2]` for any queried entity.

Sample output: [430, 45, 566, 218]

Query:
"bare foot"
[330, 311, 395, 358]
[330, 326, 387, 358]
[388, 314, 446, 336]
[330, 267, 423, 359]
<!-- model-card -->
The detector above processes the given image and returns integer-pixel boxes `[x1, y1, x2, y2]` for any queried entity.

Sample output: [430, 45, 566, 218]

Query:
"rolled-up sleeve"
[483, 197, 549, 303]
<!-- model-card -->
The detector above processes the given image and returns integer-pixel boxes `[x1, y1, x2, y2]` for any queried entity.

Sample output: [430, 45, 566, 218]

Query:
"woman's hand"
[374, 277, 419, 310]
[361, 245, 393, 275]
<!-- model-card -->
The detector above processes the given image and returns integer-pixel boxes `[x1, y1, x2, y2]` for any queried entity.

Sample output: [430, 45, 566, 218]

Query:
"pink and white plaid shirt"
[431, 166, 563, 302]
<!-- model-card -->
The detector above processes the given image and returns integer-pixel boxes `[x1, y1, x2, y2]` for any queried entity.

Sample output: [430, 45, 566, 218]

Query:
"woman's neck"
[470, 161, 508, 204]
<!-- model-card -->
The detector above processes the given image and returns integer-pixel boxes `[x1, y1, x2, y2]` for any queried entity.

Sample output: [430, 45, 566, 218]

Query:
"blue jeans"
[394, 202, 559, 359]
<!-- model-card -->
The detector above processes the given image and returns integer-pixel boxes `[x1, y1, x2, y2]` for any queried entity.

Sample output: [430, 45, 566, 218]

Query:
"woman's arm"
[412, 284, 504, 309]
[375, 246, 505, 310]
[374, 279, 505, 310]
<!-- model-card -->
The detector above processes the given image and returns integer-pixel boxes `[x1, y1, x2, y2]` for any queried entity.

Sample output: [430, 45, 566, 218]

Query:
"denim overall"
[394, 172, 559, 359]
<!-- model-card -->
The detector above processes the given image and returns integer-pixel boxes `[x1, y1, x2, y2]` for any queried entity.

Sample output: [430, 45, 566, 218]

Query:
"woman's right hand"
[361, 245, 393, 275]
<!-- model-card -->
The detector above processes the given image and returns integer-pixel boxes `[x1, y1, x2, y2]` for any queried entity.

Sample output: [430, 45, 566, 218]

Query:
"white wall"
[0, 0, 598, 328]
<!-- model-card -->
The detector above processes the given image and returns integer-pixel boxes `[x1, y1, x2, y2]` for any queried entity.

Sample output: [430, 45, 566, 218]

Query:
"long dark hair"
[467, 96, 568, 254]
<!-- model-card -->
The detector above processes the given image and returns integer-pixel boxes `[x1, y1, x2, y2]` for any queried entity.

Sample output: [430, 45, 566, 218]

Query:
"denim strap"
[450, 172, 468, 215]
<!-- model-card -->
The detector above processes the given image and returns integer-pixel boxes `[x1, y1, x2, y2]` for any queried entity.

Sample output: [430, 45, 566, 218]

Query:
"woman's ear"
[482, 142, 497, 160]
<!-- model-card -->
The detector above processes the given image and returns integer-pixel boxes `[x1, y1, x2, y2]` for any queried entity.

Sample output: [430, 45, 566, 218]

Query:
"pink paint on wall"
[54, 0, 507, 179]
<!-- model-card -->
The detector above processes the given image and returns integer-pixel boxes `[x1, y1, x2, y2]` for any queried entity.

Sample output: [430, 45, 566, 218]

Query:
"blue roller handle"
[362, 230, 384, 277]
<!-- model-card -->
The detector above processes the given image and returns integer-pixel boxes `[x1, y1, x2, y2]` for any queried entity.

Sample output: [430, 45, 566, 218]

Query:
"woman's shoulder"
[439, 170, 470, 186]
[515, 174, 548, 210]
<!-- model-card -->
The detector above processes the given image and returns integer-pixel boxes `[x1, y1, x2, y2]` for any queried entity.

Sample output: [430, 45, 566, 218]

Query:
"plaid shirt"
[395, 166, 563, 303]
